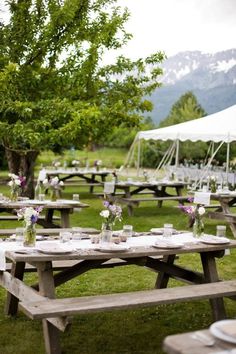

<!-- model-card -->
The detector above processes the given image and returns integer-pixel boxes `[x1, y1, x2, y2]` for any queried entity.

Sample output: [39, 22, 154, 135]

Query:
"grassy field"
[0, 149, 236, 354]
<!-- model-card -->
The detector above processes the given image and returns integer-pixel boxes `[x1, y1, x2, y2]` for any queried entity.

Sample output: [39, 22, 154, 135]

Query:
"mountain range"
[149, 49, 236, 124]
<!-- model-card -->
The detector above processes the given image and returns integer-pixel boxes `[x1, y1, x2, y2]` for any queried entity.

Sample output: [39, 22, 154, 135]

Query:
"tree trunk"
[5, 147, 39, 199]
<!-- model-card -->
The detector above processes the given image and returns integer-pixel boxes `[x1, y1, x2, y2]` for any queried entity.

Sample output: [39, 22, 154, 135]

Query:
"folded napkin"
[0, 242, 26, 271]
[0, 248, 6, 271]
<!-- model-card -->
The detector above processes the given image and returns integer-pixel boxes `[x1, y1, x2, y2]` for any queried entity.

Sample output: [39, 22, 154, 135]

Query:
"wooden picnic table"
[104, 180, 190, 215]
[43, 168, 112, 193]
[1, 235, 236, 354]
[0, 199, 88, 228]
[163, 328, 236, 354]
[205, 192, 236, 238]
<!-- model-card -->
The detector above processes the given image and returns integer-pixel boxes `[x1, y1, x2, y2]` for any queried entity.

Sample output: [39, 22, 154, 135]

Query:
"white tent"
[137, 104, 236, 143]
[125, 104, 236, 181]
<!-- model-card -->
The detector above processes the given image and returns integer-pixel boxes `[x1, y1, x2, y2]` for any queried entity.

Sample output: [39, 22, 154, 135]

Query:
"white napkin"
[0, 242, 23, 271]
[104, 182, 115, 194]
[0, 247, 6, 271]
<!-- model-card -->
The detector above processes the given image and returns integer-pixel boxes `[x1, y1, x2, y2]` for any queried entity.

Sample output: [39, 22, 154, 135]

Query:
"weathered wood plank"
[0, 271, 69, 331]
[0, 227, 99, 236]
[20, 280, 236, 320]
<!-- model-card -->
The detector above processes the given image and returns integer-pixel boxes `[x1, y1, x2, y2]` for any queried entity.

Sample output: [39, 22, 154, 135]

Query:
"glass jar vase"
[23, 224, 36, 247]
[193, 218, 204, 238]
[50, 189, 58, 201]
[10, 189, 19, 202]
[100, 223, 112, 243]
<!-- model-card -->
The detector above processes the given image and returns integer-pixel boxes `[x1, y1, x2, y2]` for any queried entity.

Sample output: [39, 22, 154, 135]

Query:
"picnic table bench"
[122, 196, 192, 216]
[1, 237, 236, 354]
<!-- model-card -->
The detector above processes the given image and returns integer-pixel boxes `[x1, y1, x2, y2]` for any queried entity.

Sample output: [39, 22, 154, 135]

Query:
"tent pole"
[175, 139, 179, 168]
[226, 141, 230, 186]
[137, 138, 141, 177]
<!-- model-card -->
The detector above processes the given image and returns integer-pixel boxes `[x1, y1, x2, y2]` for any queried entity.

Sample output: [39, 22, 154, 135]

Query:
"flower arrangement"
[143, 170, 148, 182]
[179, 203, 205, 227]
[52, 160, 61, 169]
[100, 201, 122, 230]
[17, 206, 43, 246]
[179, 203, 205, 237]
[72, 160, 80, 170]
[112, 169, 118, 183]
[94, 160, 102, 171]
[17, 206, 43, 227]
[208, 175, 217, 193]
[8, 173, 26, 201]
[43, 176, 64, 201]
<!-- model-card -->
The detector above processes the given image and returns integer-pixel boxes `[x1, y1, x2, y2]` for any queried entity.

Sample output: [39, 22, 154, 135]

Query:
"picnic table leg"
[219, 199, 236, 238]
[200, 252, 227, 321]
[60, 209, 70, 228]
[38, 262, 62, 354]
[90, 175, 96, 193]
[157, 186, 165, 208]
[5, 261, 25, 315]
[155, 255, 176, 289]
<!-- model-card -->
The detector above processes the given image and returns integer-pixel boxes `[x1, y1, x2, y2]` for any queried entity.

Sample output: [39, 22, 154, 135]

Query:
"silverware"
[191, 331, 215, 346]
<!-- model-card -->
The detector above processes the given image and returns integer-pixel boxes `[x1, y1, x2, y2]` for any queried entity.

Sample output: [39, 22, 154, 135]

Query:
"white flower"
[72, 160, 80, 166]
[8, 181, 13, 187]
[43, 178, 49, 186]
[14, 178, 21, 186]
[59, 181, 64, 187]
[100, 210, 110, 218]
[198, 206, 205, 216]
[51, 177, 59, 186]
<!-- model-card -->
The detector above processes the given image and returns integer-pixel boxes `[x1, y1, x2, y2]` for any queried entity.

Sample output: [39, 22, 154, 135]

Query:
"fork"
[191, 331, 215, 346]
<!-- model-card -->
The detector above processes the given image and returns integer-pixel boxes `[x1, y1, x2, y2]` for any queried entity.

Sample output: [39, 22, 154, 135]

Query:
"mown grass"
[0, 149, 236, 354]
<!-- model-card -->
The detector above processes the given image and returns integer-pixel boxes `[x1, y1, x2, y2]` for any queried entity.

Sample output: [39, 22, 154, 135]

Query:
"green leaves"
[0, 0, 165, 154]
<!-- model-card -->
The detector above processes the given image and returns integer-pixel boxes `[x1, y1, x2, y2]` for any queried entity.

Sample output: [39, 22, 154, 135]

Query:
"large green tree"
[157, 91, 208, 164]
[0, 0, 165, 197]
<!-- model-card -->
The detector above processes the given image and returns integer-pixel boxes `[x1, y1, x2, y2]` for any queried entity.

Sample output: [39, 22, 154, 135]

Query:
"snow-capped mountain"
[150, 49, 236, 123]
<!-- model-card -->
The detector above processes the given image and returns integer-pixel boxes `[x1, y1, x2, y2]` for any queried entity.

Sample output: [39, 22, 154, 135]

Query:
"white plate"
[95, 245, 130, 253]
[152, 240, 183, 249]
[150, 228, 177, 235]
[200, 235, 230, 245]
[150, 228, 163, 235]
[10, 234, 44, 241]
[210, 320, 236, 344]
[36, 242, 75, 254]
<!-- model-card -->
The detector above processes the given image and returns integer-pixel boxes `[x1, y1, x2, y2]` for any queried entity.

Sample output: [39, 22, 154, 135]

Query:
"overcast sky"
[1, 0, 235, 62]
[105, 0, 236, 62]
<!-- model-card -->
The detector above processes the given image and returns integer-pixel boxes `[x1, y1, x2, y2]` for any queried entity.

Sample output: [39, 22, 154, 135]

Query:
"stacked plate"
[200, 235, 230, 245]
[210, 320, 236, 344]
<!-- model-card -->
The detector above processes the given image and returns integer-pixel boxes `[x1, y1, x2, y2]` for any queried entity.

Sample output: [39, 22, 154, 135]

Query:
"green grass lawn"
[0, 151, 236, 354]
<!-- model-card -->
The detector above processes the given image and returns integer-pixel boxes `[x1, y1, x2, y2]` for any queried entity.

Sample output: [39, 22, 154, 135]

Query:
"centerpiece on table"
[42, 176, 64, 201]
[72, 160, 80, 171]
[143, 170, 149, 182]
[8, 173, 26, 201]
[94, 159, 102, 172]
[52, 160, 61, 170]
[179, 203, 206, 238]
[208, 175, 217, 193]
[100, 201, 122, 242]
[17, 206, 43, 247]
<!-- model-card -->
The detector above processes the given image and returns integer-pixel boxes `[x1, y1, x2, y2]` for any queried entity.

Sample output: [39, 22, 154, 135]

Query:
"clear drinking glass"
[59, 231, 72, 243]
[122, 225, 133, 238]
[216, 225, 226, 237]
[163, 223, 173, 238]
[73, 194, 80, 202]
[72, 227, 82, 240]
[39, 193, 45, 201]
[15, 227, 24, 243]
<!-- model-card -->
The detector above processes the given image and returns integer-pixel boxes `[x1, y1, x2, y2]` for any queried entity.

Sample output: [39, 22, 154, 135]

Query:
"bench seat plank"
[20, 280, 236, 320]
